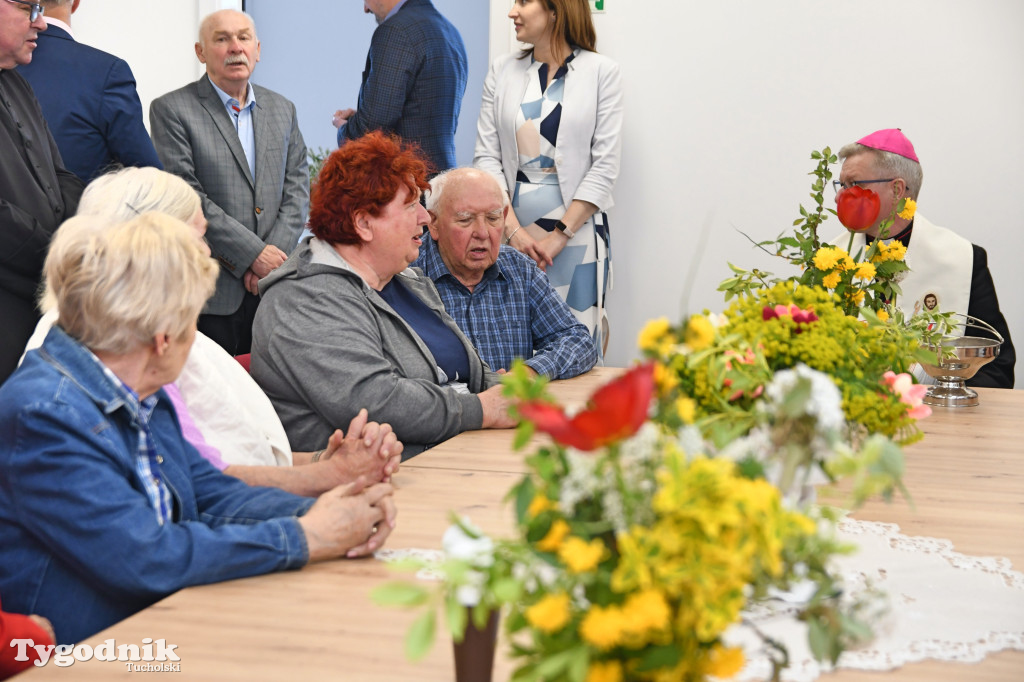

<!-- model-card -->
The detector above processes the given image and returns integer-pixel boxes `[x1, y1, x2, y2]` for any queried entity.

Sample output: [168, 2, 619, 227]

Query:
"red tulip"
[518, 363, 656, 451]
[836, 185, 881, 232]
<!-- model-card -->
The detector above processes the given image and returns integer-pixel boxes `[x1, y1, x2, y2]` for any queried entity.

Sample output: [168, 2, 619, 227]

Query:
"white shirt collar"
[43, 17, 74, 39]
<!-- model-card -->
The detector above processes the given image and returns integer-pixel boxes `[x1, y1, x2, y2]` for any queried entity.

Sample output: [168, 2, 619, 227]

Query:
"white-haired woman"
[24, 167, 401, 493]
[0, 213, 396, 645]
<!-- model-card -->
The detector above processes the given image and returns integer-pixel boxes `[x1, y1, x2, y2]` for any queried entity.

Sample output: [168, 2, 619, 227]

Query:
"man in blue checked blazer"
[333, 0, 467, 174]
[17, 0, 162, 182]
[150, 9, 308, 356]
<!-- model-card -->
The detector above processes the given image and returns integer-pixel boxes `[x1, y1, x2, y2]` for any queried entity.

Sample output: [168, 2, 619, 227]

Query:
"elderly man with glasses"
[833, 128, 1015, 389]
[0, 0, 84, 385]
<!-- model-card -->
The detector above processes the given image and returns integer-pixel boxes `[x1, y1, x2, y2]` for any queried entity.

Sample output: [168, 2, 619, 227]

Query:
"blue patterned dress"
[511, 50, 610, 351]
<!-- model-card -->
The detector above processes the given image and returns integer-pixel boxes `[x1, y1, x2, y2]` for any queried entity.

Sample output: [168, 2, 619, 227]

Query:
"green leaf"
[534, 649, 576, 678]
[492, 577, 523, 602]
[370, 582, 430, 608]
[405, 610, 436, 661]
[807, 616, 830, 661]
[513, 421, 535, 450]
[568, 646, 590, 682]
[635, 644, 682, 671]
[446, 595, 469, 642]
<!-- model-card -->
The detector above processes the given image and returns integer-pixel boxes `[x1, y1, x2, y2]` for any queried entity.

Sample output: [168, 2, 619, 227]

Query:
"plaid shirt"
[413, 238, 598, 380]
[93, 357, 173, 525]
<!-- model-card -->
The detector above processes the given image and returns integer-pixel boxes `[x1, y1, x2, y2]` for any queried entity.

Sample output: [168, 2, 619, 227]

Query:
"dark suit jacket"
[967, 245, 1015, 389]
[150, 75, 308, 317]
[17, 23, 162, 182]
[339, 0, 467, 173]
[0, 69, 83, 384]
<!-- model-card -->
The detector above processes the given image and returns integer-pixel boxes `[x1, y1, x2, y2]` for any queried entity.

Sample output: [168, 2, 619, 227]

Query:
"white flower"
[764, 363, 844, 434]
[442, 519, 494, 569]
[676, 425, 707, 459]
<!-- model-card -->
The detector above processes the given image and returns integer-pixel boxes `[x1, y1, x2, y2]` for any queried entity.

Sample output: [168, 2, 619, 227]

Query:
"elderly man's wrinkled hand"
[243, 269, 260, 295]
[250, 244, 288, 278]
[332, 108, 356, 129]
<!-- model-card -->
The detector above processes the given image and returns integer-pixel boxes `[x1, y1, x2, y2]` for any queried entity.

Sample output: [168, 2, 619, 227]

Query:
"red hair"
[309, 131, 431, 245]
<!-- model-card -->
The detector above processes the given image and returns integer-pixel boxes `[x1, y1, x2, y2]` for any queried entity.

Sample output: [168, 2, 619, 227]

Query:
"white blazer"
[474, 49, 623, 212]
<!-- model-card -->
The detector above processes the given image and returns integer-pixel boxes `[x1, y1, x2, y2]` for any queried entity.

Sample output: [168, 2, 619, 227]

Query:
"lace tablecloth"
[378, 518, 1024, 680]
[733, 518, 1024, 680]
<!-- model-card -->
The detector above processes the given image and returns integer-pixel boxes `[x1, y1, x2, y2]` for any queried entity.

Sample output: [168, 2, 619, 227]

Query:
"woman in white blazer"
[474, 0, 623, 352]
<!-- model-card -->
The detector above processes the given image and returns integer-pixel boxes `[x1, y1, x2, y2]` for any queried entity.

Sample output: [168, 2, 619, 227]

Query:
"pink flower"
[762, 304, 818, 328]
[882, 371, 931, 420]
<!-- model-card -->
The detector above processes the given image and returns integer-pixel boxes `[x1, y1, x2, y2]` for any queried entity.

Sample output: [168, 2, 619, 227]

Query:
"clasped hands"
[300, 408, 402, 561]
[244, 244, 288, 295]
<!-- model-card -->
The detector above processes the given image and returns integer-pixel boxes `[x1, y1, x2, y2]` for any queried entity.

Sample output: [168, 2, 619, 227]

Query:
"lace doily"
[733, 518, 1024, 680]
[378, 520, 1024, 680]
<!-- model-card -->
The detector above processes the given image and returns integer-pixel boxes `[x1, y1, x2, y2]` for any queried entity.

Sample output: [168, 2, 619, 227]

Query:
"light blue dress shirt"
[210, 80, 256, 181]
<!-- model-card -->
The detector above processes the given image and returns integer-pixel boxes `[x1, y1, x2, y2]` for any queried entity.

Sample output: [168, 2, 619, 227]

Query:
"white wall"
[63, 0, 1024, 383]
[245, 0, 490, 166]
[70, 0, 240, 129]
[487, 0, 1023, 373]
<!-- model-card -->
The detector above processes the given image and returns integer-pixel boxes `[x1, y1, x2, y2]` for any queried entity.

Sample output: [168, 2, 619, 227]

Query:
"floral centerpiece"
[373, 149, 940, 681]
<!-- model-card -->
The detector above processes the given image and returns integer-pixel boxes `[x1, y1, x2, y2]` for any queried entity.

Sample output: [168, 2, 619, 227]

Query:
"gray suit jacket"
[149, 75, 308, 316]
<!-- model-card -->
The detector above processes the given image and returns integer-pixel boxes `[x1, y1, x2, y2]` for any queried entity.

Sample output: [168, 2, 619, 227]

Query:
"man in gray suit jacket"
[150, 9, 308, 355]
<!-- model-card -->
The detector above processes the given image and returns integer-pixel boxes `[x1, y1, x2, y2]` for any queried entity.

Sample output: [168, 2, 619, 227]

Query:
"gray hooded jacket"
[251, 239, 500, 458]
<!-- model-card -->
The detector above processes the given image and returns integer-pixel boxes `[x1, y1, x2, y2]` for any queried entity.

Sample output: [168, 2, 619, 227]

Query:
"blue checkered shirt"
[92, 357, 174, 525]
[412, 237, 599, 379]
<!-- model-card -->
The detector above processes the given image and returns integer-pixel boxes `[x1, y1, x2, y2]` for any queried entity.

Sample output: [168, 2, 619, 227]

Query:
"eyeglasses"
[832, 178, 896, 194]
[7, 0, 45, 22]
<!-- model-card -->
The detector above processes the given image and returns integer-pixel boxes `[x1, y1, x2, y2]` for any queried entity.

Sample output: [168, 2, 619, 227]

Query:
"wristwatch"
[554, 220, 574, 240]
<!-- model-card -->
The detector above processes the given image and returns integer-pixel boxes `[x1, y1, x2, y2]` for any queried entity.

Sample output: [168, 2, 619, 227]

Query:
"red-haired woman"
[252, 132, 515, 459]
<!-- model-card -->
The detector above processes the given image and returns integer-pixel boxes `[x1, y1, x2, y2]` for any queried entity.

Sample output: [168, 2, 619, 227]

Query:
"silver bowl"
[919, 336, 1001, 407]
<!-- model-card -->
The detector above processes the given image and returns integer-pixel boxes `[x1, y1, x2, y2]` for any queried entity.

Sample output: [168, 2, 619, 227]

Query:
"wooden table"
[28, 370, 1024, 680]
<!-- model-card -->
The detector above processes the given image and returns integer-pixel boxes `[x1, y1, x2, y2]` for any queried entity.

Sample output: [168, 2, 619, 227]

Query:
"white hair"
[47, 214, 217, 354]
[427, 168, 508, 214]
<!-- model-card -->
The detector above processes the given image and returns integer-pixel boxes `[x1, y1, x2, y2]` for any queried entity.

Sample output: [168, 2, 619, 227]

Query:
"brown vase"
[453, 608, 500, 682]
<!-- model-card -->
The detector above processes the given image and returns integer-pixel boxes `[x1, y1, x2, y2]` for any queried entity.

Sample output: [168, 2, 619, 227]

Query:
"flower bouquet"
[372, 148, 940, 681]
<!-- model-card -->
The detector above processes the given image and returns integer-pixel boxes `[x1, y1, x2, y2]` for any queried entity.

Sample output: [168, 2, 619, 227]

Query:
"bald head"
[198, 9, 257, 47]
[427, 168, 506, 215]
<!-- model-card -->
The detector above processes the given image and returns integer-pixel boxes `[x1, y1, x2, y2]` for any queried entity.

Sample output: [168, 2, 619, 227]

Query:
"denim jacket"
[0, 327, 314, 644]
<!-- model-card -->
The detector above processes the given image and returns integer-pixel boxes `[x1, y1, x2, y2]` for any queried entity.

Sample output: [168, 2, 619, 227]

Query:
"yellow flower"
[847, 289, 865, 306]
[877, 309, 890, 322]
[822, 271, 841, 289]
[898, 197, 917, 220]
[536, 519, 570, 552]
[812, 246, 846, 271]
[839, 255, 856, 271]
[525, 593, 571, 633]
[527, 494, 556, 519]
[684, 315, 715, 352]
[621, 589, 671, 635]
[653, 362, 679, 396]
[705, 645, 745, 678]
[580, 605, 627, 650]
[853, 262, 876, 281]
[558, 536, 607, 573]
[585, 660, 623, 682]
[638, 317, 672, 353]
[675, 396, 697, 424]
[886, 241, 907, 261]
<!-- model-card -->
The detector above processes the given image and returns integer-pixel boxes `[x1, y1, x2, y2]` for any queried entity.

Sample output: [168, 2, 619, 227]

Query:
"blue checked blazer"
[338, 0, 467, 173]
[150, 75, 308, 316]
[17, 23, 162, 182]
